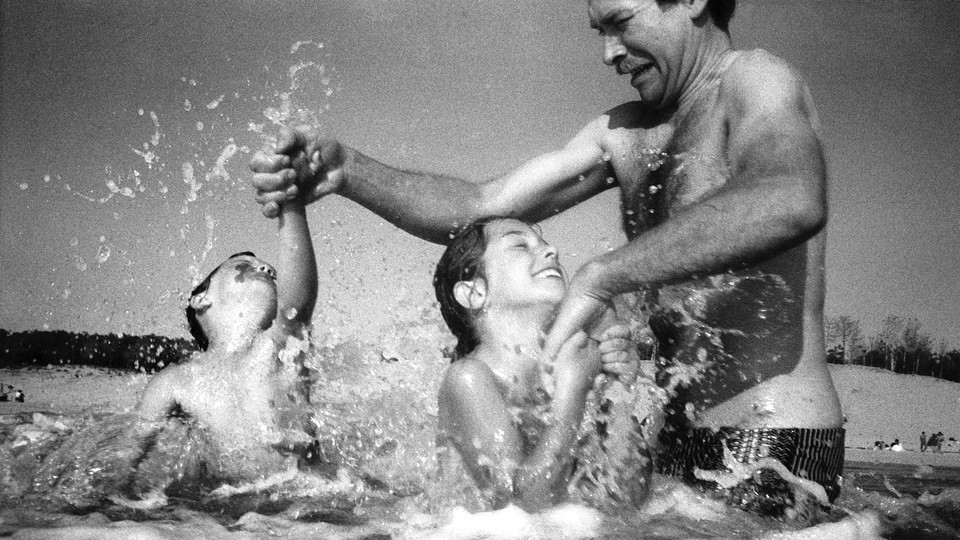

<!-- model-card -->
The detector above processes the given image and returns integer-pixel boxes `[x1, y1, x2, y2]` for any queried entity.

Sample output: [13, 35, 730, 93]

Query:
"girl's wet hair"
[185, 252, 256, 351]
[433, 216, 515, 360]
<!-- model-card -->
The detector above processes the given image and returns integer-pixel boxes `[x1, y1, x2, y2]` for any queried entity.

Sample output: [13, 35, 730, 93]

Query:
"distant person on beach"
[13, 389, 24, 403]
[433, 216, 651, 511]
[250, 0, 843, 517]
[890, 439, 904, 452]
[933, 432, 944, 453]
[135, 145, 322, 483]
[921, 431, 927, 452]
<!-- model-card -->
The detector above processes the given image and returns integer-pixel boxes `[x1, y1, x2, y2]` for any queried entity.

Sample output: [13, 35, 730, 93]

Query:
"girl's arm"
[438, 333, 600, 511]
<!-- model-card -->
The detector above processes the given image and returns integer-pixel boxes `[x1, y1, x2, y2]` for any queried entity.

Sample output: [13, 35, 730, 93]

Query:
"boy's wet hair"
[433, 216, 519, 360]
[185, 252, 256, 351]
[658, 0, 735, 31]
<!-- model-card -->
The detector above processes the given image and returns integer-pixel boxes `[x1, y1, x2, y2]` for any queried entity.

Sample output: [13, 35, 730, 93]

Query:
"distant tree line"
[3, 318, 958, 382]
[826, 315, 960, 382]
[0, 329, 196, 373]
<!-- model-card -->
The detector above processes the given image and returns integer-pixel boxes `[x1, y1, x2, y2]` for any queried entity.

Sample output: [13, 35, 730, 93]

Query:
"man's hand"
[597, 324, 640, 385]
[249, 127, 347, 218]
[543, 265, 614, 363]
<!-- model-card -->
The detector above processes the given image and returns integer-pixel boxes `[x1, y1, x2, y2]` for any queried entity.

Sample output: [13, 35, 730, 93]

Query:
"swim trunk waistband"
[656, 427, 845, 503]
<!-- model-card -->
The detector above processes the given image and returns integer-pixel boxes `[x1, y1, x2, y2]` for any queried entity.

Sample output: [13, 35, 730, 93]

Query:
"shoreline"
[4, 364, 960, 471]
[844, 447, 960, 469]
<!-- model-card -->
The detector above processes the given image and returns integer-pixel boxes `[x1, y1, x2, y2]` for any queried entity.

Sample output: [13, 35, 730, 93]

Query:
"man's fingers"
[311, 138, 345, 166]
[598, 337, 630, 354]
[260, 201, 281, 219]
[600, 350, 630, 364]
[249, 151, 291, 174]
[599, 324, 631, 341]
[250, 172, 282, 192]
[601, 363, 630, 377]
[275, 126, 313, 155]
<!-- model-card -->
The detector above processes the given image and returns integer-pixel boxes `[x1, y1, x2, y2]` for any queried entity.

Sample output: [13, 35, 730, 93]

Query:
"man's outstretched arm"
[250, 121, 616, 244]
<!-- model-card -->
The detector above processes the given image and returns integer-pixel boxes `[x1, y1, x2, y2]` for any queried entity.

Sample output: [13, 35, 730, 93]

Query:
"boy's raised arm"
[273, 151, 318, 331]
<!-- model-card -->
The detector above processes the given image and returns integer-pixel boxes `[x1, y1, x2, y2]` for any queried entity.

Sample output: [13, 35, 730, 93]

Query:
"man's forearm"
[339, 148, 487, 244]
[584, 178, 825, 299]
[337, 146, 614, 245]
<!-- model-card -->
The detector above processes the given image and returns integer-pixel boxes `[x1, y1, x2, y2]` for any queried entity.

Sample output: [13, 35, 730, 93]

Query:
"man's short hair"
[659, 0, 735, 31]
[185, 252, 256, 351]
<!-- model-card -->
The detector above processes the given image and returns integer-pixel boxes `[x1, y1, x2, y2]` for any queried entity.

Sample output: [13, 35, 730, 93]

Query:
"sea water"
[2, 331, 960, 540]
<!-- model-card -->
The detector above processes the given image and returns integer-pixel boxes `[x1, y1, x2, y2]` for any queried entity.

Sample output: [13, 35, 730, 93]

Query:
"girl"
[433, 216, 651, 512]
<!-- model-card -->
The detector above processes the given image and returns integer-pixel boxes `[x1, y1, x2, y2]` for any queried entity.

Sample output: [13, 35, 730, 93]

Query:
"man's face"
[588, 0, 689, 108]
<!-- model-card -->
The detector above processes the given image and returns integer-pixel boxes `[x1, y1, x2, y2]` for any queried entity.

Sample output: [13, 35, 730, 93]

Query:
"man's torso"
[598, 50, 841, 430]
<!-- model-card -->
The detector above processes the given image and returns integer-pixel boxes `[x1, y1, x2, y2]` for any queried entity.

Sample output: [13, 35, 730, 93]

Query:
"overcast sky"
[2, 0, 959, 347]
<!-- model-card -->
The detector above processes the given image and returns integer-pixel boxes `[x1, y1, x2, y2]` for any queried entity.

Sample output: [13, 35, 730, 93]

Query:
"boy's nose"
[258, 264, 276, 278]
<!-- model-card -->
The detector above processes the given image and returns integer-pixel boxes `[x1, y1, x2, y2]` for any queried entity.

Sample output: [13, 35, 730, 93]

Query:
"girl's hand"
[552, 330, 602, 396]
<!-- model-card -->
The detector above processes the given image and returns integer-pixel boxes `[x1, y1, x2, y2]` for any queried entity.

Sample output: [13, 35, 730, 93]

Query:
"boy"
[136, 148, 319, 483]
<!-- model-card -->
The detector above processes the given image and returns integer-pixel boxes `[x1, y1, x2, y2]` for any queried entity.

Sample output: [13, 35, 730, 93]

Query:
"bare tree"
[825, 315, 864, 364]
[877, 315, 905, 372]
[902, 317, 932, 374]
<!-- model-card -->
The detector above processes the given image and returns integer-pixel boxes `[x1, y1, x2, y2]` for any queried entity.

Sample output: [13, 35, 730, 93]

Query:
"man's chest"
[605, 106, 730, 239]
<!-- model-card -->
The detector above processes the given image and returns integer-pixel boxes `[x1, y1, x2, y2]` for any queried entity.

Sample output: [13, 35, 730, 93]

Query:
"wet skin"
[598, 52, 841, 430]
[246, 3, 843, 434]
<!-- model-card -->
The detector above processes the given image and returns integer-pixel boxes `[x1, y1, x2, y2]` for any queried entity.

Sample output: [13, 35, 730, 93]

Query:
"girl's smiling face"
[479, 219, 566, 311]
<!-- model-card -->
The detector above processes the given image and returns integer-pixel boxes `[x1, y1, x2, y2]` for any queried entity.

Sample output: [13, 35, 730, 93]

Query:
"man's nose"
[603, 35, 626, 67]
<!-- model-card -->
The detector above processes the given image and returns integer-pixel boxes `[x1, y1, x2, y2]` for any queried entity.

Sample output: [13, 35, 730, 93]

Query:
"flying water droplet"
[96, 245, 111, 265]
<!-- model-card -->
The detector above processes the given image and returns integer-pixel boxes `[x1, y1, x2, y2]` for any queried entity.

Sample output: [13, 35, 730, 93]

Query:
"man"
[250, 0, 844, 513]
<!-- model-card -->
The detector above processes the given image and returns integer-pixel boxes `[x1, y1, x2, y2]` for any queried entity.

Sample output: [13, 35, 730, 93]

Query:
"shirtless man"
[250, 0, 844, 512]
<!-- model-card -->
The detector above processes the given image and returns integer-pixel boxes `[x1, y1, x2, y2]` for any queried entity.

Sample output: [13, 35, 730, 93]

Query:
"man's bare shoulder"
[722, 49, 809, 104]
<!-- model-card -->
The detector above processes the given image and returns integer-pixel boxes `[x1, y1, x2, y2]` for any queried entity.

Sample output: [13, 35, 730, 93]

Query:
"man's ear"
[190, 292, 213, 313]
[453, 279, 487, 311]
[685, 0, 709, 21]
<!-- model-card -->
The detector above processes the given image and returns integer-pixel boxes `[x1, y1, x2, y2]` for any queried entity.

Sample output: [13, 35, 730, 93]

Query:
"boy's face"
[479, 219, 566, 310]
[198, 254, 278, 329]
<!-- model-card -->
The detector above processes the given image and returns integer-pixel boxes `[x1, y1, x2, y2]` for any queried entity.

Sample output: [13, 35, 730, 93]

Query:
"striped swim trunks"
[656, 427, 845, 516]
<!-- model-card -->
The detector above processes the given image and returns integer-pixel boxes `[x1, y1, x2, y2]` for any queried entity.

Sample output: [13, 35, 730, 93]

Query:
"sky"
[1, 0, 959, 348]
